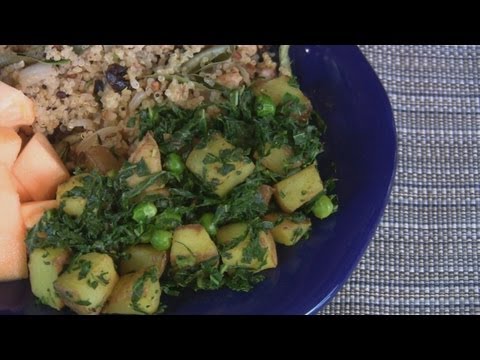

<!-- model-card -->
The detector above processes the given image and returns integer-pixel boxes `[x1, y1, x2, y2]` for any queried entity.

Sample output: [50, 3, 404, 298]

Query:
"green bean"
[181, 45, 234, 74]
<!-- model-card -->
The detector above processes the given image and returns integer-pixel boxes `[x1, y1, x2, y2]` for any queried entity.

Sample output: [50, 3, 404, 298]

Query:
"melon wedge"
[12, 174, 32, 203]
[0, 81, 35, 128]
[0, 127, 22, 169]
[21, 200, 58, 229]
[0, 165, 28, 281]
[13, 133, 70, 201]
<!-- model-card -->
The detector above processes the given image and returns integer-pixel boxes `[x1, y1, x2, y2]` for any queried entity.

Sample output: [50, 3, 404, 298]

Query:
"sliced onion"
[237, 65, 251, 86]
[17, 63, 57, 88]
[66, 118, 95, 130]
[75, 126, 121, 154]
[128, 90, 147, 113]
[75, 132, 100, 154]
[62, 133, 84, 145]
[96, 126, 121, 139]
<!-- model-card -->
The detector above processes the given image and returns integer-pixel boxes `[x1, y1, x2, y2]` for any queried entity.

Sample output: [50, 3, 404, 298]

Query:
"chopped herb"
[72, 259, 92, 280]
[97, 271, 110, 285]
[75, 299, 92, 306]
[131, 267, 159, 314]
[127, 117, 136, 128]
[224, 268, 265, 292]
[292, 227, 306, 244]
[86, 279, 98, 289]
[219, 163, 235, 175]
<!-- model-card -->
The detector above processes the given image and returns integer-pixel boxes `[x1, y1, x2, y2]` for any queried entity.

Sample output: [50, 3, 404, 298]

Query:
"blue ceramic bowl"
[0, 45, 396, 315]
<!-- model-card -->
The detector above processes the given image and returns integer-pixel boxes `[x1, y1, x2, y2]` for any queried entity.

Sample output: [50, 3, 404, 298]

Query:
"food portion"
[0, 81, 35, 128]
[13, 132, 70, 201]
[28, 247, 70, 310]
[0, 45, 338, 314]
[102, 267, 161, 315]
[21, 200, 58, 229]
[0, 127, 22, 168]
[0, 165, 28, 281]
[54, 252, 118, 315]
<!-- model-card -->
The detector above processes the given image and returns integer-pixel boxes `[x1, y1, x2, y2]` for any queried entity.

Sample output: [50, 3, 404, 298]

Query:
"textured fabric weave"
[321, 45, 479, 315]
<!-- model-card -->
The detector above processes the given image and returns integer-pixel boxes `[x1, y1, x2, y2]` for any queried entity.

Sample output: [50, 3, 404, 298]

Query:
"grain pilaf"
[0, 45, 278, 165]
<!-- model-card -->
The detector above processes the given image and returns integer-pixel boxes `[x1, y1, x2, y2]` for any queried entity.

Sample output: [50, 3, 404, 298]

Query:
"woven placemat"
[320, 45, 480, 315]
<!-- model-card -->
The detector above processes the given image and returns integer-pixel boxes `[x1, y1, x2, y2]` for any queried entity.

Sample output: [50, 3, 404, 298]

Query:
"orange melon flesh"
[13, 132, 70, 201]
[21, 200, 58, 229]
[0, 81, 35, 128]
[0, 127, 22, 169]
[12, 174, 32, 203]
[0, 165, 28, 281]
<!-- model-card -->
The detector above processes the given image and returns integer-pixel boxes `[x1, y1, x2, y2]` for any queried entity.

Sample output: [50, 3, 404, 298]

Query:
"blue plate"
[0, 45, 396, 315]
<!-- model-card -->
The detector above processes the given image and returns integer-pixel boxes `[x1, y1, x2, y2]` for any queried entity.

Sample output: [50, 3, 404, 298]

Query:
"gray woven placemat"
[320, 45, 480, 315]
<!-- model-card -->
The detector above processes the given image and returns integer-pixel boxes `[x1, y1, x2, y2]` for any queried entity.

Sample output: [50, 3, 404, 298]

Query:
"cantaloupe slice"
[12, 174, 32, 203]
[21, 200, 58, 230]
[0, 165, 28, 281]
[0, 81, 35, 128]
[13, 132, 70, 201]
[0, 127, 22, 169]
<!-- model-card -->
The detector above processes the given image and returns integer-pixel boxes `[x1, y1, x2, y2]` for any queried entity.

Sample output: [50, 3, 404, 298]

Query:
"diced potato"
[28, 247, 71, 311]
[264, 213, 312, 246]
[186, 133, 255, 197]
[127, 132, 163, 188]
[274, 164, 323, 213]
[251, 75, 312, 121]
[258, 184, 274, 205]
[54, 253, 119, 315]
[258, 144, 298, 174]
[56, 175, 87, 217]
[170, 224, 219, 268]
[217, 223, 277, 272]
[119, 245, 168, 277]
[216, 223, 249, 246]
[102, 267, 161, 315]
[135, 184, 170, 202]
[82, 146, 122, 175]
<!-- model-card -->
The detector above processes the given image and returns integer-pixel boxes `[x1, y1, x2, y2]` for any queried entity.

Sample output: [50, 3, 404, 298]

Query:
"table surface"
[321, 45, 479, 315]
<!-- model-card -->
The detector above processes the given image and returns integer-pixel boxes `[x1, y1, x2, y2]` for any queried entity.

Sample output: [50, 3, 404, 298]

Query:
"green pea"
[255, 94, 276, 117]
[165, 153, 186, 176]
[199, 212, 217, 237]
[150, 230, 173, 251]
[132, 202, 158, 223]
[312, 195, 334, 220]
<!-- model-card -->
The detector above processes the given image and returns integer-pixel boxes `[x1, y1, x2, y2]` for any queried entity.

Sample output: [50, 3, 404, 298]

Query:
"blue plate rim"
[304, 45, 398, 315]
